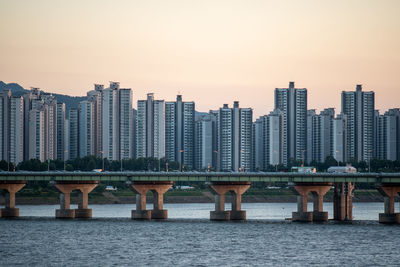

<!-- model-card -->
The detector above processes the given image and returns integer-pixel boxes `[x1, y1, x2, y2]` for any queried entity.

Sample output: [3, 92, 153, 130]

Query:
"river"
[1, 203, 399, 266]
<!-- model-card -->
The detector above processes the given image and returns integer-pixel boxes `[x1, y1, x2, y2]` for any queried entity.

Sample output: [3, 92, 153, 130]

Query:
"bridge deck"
[0, 172, 400, 183]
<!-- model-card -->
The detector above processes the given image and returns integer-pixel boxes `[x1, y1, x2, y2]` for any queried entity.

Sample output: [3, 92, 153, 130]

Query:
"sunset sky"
[0, 0, 399, 117]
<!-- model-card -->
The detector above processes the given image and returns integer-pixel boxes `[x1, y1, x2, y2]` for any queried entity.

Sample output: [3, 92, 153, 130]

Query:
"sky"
[0, 0, 399, 117]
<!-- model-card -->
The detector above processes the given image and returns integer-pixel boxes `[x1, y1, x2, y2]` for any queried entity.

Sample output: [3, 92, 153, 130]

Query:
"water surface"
[1, 203, 399, 266]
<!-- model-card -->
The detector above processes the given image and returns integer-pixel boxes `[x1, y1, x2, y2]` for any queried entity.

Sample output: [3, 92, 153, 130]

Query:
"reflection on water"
[16, 202, 385, 220]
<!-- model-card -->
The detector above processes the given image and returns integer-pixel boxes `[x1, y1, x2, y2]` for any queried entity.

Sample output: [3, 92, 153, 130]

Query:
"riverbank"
[0, 189, 386, 205]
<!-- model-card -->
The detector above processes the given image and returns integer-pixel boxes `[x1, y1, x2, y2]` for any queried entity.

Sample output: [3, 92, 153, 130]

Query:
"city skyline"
[2, 79, 399, 171]
[1, 0, 400, 117]
[0, 79, 397, 118]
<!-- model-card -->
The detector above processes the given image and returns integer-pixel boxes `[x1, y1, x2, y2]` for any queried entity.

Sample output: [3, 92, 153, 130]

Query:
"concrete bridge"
[1, 171, 400, 223]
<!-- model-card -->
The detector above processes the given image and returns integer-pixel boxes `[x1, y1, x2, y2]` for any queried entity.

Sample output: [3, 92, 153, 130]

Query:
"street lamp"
[64, 150, 68, 171]
[368, 149, 373, 173]
[301, 149, 306, 167]
[7, 148, 10, 172]
[180, 149, 184, 172]
[240, 149, 243, 172]
[336, 150, 339, 166]
[120, 149, 124, 172]
[100, 151, 105, 171]
[273, 150, 278, 172]
[214, 150, 218, 172]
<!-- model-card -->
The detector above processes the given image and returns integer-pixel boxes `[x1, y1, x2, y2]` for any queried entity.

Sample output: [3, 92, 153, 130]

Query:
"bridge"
[0, 171, 400, 223]
[1, 171, 400, 183]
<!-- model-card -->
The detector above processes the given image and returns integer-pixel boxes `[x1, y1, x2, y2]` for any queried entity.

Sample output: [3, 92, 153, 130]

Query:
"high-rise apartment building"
[240, 107, 253, 171]
[376, 109, 400, 161]
[333, 113, 347, 163]
[342, 84, 375, 162]
[306, 109, 316, 164]
[42, 95, 58, 160]
[253, 116, 265, 171]
[29, 106, 45, 161]
[307, 108, 335, 163]
[65, 118, 69, 160]
[0, 90, 11, 161]
[165, 95, 195, 169]
[268, 109, 284, 166]
[218, 104, 233, 171]
[102, 83, 119, 160]
[68, 108, 79, 160]
[194, 114, 216, 170]
[253, 110, 283, 170]
[9, 96, 24, 165]
[56, 103, 65, 160]
[275, 82, 307, 165]
[23, 88, 40, 161]
[101, 82, 133, 161]
[217, 102, 252, 172]
[119, 88, 133, 160]
[87, 84, 103, 157]
[136, 93, 164, 159]
[79, 100, 95, 157]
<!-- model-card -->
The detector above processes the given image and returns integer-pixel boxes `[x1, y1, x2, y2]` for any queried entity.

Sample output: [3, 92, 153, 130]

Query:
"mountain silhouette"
[0, 80, 85, 110]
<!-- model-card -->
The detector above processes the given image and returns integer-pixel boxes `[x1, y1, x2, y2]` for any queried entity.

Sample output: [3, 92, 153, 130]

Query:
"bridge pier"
[292, 183, 332, 222]
[210, 182, 251, 221]
[378, 184, 400, 224]
[131, 181, 173, 220]
[333, 182, 354, 221]
[0, 181, 26, 218]
[55, 181, 98, 219]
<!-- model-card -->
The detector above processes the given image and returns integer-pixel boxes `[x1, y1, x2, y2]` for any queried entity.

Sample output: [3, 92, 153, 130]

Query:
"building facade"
[136, 93, 165, 159]
[165, 95, 195, 169]
[341, 84, 375, 162]
[275, 82, 307, 165]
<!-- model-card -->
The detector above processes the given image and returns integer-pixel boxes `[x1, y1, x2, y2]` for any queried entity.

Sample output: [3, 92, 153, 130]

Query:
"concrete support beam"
[378, 184, 400, 224]
[0, 181, 26, 218]
[131, 181, 173, 220]
[55, 181, 98, 219]
[209, 182, 251, 221]
[333, 182, 354, 221]
[292, 183, 332, 222]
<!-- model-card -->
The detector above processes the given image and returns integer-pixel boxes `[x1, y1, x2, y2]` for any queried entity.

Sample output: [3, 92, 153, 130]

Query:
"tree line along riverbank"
[0, 187, 386, 205]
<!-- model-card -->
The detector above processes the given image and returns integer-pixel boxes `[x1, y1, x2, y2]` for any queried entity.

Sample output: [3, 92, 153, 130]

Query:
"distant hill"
[0, 81, 86, 110]
[1, 81, 209, 115]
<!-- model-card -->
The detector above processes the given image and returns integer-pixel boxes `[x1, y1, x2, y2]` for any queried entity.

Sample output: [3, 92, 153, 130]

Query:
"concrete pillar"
[75, 184, 97, 218]
[333, 182, 354, 221]
[132, 191, 151, 220]
[60, 192, 71, 209]
[292, 183, 332, 222]
[211, 193, 230, 221]
[150, 183, 172, 219]
[232, 192, 241, 211]
[131, 181, 173, 220]
[55, 181, 98, 219]
[292, 188, 313, 222]
[215, 194, 225, 211]
[0, 181, 26, 218]
[378, 184, 400, 224]
[210, 182, 251, 221]
[297, 194, 308, 213]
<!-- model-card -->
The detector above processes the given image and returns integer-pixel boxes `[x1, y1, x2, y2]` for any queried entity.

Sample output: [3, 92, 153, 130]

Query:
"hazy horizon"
[1, 0, 399, 117]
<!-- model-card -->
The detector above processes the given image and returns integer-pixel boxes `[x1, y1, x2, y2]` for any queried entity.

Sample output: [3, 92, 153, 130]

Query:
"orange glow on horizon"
[0, 0, 399, 117]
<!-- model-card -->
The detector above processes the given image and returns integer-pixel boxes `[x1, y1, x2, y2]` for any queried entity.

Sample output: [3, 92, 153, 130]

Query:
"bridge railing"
[0, 171, 400, 183]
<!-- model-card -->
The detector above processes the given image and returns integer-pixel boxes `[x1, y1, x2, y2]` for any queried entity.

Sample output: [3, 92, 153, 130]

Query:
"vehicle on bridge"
[327, 166, 357, 173]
